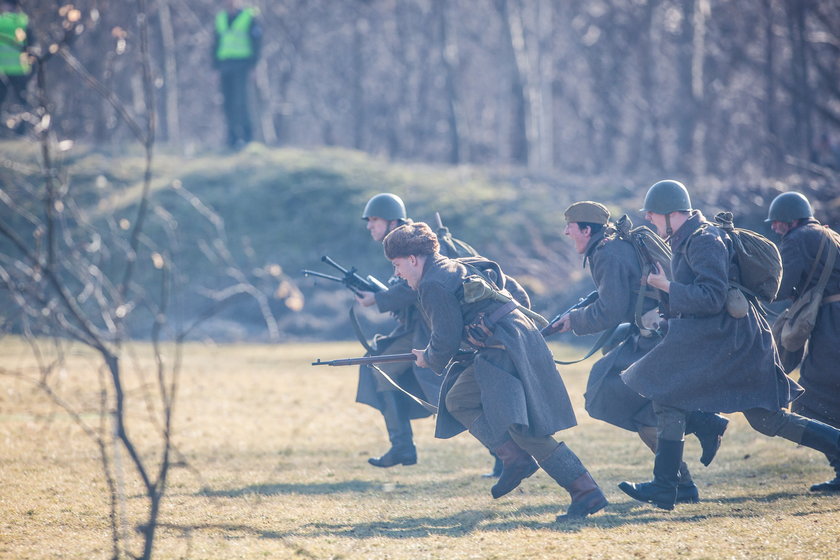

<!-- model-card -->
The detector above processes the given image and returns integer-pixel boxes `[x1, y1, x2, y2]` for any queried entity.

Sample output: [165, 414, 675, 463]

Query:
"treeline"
[18, 0, 840, 178]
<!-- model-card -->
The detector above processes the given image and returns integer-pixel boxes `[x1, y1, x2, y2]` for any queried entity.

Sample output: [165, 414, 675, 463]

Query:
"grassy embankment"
[1, 337, 838, 560]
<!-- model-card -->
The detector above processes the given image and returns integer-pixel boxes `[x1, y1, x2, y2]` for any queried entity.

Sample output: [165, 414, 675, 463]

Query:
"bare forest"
[13, 0, 840, 177]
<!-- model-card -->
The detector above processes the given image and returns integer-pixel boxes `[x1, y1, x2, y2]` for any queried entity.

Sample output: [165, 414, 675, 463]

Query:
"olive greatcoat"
[568, 230, 660, 431]
[621, 211, 803, 412]
[418, 254, 577, 442]
[777, 218, 840, 425]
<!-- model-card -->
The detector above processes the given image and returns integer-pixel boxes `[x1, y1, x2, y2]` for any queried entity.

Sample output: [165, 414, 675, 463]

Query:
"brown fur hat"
[383, 222, 439, 259]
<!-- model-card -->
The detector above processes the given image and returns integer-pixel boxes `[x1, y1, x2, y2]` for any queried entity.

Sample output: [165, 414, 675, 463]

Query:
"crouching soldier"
[383, 222, 608, 521]
[552, 201, 729, 504]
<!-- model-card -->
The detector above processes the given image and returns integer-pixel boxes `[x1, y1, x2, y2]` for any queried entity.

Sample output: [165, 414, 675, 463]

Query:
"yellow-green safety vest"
[215, 8, 254, 61]
[0, 12, 30, 76]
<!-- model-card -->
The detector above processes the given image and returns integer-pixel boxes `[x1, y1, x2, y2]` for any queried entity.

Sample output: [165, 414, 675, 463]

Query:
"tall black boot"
[676, 461, 700, 503]
[684, 411, 729, 466]
[538, 442, 608, 521]
[368, 391, 417, 468]
[799, 419, 840, 457]
[618, 439, 683, 510]
[810, 454, 840, 493]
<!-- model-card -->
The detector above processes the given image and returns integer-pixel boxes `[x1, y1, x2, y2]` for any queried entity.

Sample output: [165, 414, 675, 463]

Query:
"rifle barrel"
[302, 269, 343, 282]
[312, 353, 417, 367]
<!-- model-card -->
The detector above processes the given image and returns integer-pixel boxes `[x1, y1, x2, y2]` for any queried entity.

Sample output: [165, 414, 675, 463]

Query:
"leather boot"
[538, 442, 608, 521]
[810, 454, 840, 492]
[684, 411, 729, 466]
[368, 391, 417, 468]
[809, 449, 840, 492]
[676, 462, 699, 504]
[799, 419, 840, 457]
[482, 451, 504, 478]
[618, 439, 683, 510]
[490, 439, 539, 498]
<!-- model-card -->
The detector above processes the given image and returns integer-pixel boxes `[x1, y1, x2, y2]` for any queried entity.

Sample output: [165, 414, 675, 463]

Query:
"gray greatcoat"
[568, 231, 660, 431]
[777, 218, 840, 425]
[417, 254, 577, 442]
[355, 276, 442, 419]
[621, 211, 803, 412]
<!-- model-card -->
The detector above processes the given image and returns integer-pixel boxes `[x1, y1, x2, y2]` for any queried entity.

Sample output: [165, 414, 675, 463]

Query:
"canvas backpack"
[609, 214, 672, 334]
[713, 212, 782, 302]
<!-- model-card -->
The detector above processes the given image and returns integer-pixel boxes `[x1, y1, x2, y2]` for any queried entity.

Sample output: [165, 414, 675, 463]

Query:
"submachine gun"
[302, 255, 388, 296]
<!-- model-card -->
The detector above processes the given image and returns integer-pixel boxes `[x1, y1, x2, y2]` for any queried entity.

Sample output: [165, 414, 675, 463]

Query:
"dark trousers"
[218, 65, 253, 148]
[0, 74, 31, 135]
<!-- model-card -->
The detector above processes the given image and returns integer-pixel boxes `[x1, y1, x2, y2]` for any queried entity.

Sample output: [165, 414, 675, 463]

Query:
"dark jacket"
[778, 219, 840, 423]
[418, 254, 577, 441]
[621, 211, 803, 413]
[569, 231, 660, 431]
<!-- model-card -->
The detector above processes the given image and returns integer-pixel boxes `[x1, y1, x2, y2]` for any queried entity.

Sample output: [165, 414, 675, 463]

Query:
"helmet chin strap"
[665, 213, 673, 238]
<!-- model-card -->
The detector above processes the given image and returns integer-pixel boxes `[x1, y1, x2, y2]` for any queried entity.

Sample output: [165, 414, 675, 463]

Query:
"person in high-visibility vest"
[0, 0, 35, 133]
[212, 0, 262, 150]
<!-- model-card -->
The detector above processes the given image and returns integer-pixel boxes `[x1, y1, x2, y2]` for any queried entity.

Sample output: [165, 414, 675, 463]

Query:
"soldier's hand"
[646, 262, 671, 293]
[553, 314, 572, 334]
[355, 291, 376, 307]
[412, 349, 428, 368]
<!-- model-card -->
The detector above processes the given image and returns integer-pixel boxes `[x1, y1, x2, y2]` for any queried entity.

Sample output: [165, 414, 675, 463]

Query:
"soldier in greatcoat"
[551, 201, 729, 504]
[355, 194, 505, 476]
[618, 180, 840, 511]
[767, 191, 840, 492]
[383, 222, 608, 522]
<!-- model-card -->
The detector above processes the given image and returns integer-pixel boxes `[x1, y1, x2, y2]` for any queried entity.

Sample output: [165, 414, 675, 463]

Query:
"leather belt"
[823, 293, 840, 305]
[486, 300, 517, 326]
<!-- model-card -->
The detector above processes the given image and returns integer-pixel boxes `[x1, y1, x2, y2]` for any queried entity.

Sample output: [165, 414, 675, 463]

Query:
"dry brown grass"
[1, 337, 839, 560]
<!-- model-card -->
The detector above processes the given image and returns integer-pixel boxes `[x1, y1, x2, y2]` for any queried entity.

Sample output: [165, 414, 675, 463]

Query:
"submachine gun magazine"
[302, 255, 388, 296]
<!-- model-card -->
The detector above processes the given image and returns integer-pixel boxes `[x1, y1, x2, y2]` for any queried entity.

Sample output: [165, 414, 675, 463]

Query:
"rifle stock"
[541, 290, 599, 337]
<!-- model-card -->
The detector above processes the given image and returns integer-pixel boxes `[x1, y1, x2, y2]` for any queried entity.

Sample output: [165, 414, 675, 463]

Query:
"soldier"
[383, 222, 608, 521]
[354, 194, 503, 476]
[767, 192, 840, 492]
[618, 180, 840, 511]
[551, 201, 729, 504]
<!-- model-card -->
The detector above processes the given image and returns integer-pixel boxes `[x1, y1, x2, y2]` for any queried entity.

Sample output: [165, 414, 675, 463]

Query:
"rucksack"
[609, 215, 672, 334]
[434, 213, 480, 259]
[713, 212, 782, 302]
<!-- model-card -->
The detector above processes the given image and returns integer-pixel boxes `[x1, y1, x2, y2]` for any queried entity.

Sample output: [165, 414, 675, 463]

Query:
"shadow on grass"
[198, 479, 380, 497]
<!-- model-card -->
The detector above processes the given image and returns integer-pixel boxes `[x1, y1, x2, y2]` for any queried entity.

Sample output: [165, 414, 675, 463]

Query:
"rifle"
[302, 255, 388, 296]
[541, 290, 599, 337]
[311, 351, 475, 367]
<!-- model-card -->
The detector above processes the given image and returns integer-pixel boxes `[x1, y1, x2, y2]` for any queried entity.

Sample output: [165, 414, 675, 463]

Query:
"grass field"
[1, 337, 838, 559]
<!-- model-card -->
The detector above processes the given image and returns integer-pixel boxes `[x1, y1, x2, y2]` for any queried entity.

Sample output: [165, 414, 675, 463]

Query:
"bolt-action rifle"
[311, 351, 475, 367]
[541, 290, 599, 337]
[302, 255, 388, 296]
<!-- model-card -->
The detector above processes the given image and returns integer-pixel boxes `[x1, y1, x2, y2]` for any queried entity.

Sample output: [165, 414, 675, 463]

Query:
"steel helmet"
[640, 180, 692, 214]
[362, 193, 407, 221]
[765, 192, 813, 223]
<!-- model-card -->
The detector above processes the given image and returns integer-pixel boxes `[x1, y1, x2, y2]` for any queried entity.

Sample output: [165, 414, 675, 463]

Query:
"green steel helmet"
[362, 193, 407, 221]
[765, 192, 813, 223]
[640, 180, 692, 214]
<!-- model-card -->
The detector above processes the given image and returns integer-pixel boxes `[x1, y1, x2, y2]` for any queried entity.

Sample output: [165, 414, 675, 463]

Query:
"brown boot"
[490, 439, 539, 499]
[539, 443, 608, 521]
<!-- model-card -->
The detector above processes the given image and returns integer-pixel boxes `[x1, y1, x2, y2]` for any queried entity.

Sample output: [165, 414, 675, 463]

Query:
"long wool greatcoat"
[621, 211, 803, 413]
[355, 276, 442, 420]
[777, 218, 840, 425]
[568, 231, 660, 431]
[418, 254, 577, 441]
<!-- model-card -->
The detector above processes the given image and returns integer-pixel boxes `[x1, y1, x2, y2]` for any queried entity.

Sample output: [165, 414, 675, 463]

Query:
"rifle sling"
[349, 306, 376, 354]
[553, 324, 619, 365]
[369, 363, 438, 414]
